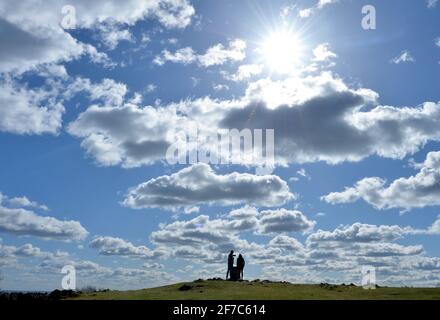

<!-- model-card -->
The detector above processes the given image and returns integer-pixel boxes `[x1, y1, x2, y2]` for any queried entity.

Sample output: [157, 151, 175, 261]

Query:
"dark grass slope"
[71, 279, 440, 300]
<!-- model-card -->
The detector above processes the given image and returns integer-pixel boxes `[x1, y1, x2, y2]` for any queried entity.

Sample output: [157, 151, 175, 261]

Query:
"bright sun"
[261, 30, 303, 73]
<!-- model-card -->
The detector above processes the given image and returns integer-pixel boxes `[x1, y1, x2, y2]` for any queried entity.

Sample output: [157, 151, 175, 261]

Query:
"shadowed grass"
[71, 279, 440, 300]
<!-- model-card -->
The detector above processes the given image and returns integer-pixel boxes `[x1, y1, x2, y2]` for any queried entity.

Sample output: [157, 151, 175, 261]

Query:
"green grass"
[71, 279, 440, 300]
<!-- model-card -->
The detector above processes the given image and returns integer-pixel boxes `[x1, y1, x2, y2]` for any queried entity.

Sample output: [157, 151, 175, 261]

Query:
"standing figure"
[237, 254, 245, 280]
[226, 250, 235, 280]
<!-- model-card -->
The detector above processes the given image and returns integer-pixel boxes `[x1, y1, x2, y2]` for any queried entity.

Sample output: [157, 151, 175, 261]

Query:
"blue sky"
[1, 0, 440, 291]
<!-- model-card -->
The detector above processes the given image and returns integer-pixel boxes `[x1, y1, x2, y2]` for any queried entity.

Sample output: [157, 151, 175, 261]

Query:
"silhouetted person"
[226, 250, 235, 279]
[237, 254, 245, 280]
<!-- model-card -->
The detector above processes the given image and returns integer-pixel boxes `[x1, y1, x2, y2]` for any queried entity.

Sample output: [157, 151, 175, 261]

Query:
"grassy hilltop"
[72, 279, 440, 300]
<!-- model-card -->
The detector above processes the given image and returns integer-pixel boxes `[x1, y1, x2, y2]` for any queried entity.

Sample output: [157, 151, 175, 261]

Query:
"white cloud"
[141, 33, 151, 44]
[0, 193, 48, 211]
[83, 44, 115, 68]
[154, 39, 246, 67]
[150, 215, 243, 262]
[280, 5, 297, 21]
[298, 0, 338, 18]
[0, 240, 69, 267]
[145, 206, 316, 270]
[213, 84, 230, 91]
[128, 93, 143, 105]
[0, 0, 195, 73]
[146, 84, 158, 93]
[352, 243, 424, 257]
[268, 235, 305, 252]
[36, 64, 68, 79]
[68, 102, 185, 167]
[391, 50, 416, 64]
[149, 212, 291, 265]
[68, 71, 440, 169]
[3, 0, 194, 29]
[0, 16, 85, 74]
[36, 253, 174, 286]
[307, 223, 411, 244]
[222, 64, 264, 82]
[322, 151, 440, 211]
[142, 209, 440, 287]
[123, 163, 294, 210]
[219, 73, 440, 164]
[427, 0, 438, 8]
[34, 247, 175, 289]
[153, 0, 195, 28]
[295, 168, 311, 180]
[153, 47, 196, 65]
[67, 77, 128, 107]
[258, 209, 316, 234]
[198, 39, 246, 67]
[318, 0, 338, 8]
[0, 237, 178, 290]
[0, 79, 64, 135]
[299, 8, 313, 18]
[427, 215, 440, 234]
[312, 43, 337, 62]
[191, 77, 201, 87]
[292, 219, 440, 287]
[0, 74, 131, 137]
[0, 193, 88, 241]
[98, 24, 134, 50]
[322, 184, 363, 204]
[89, 236, 165, 259]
